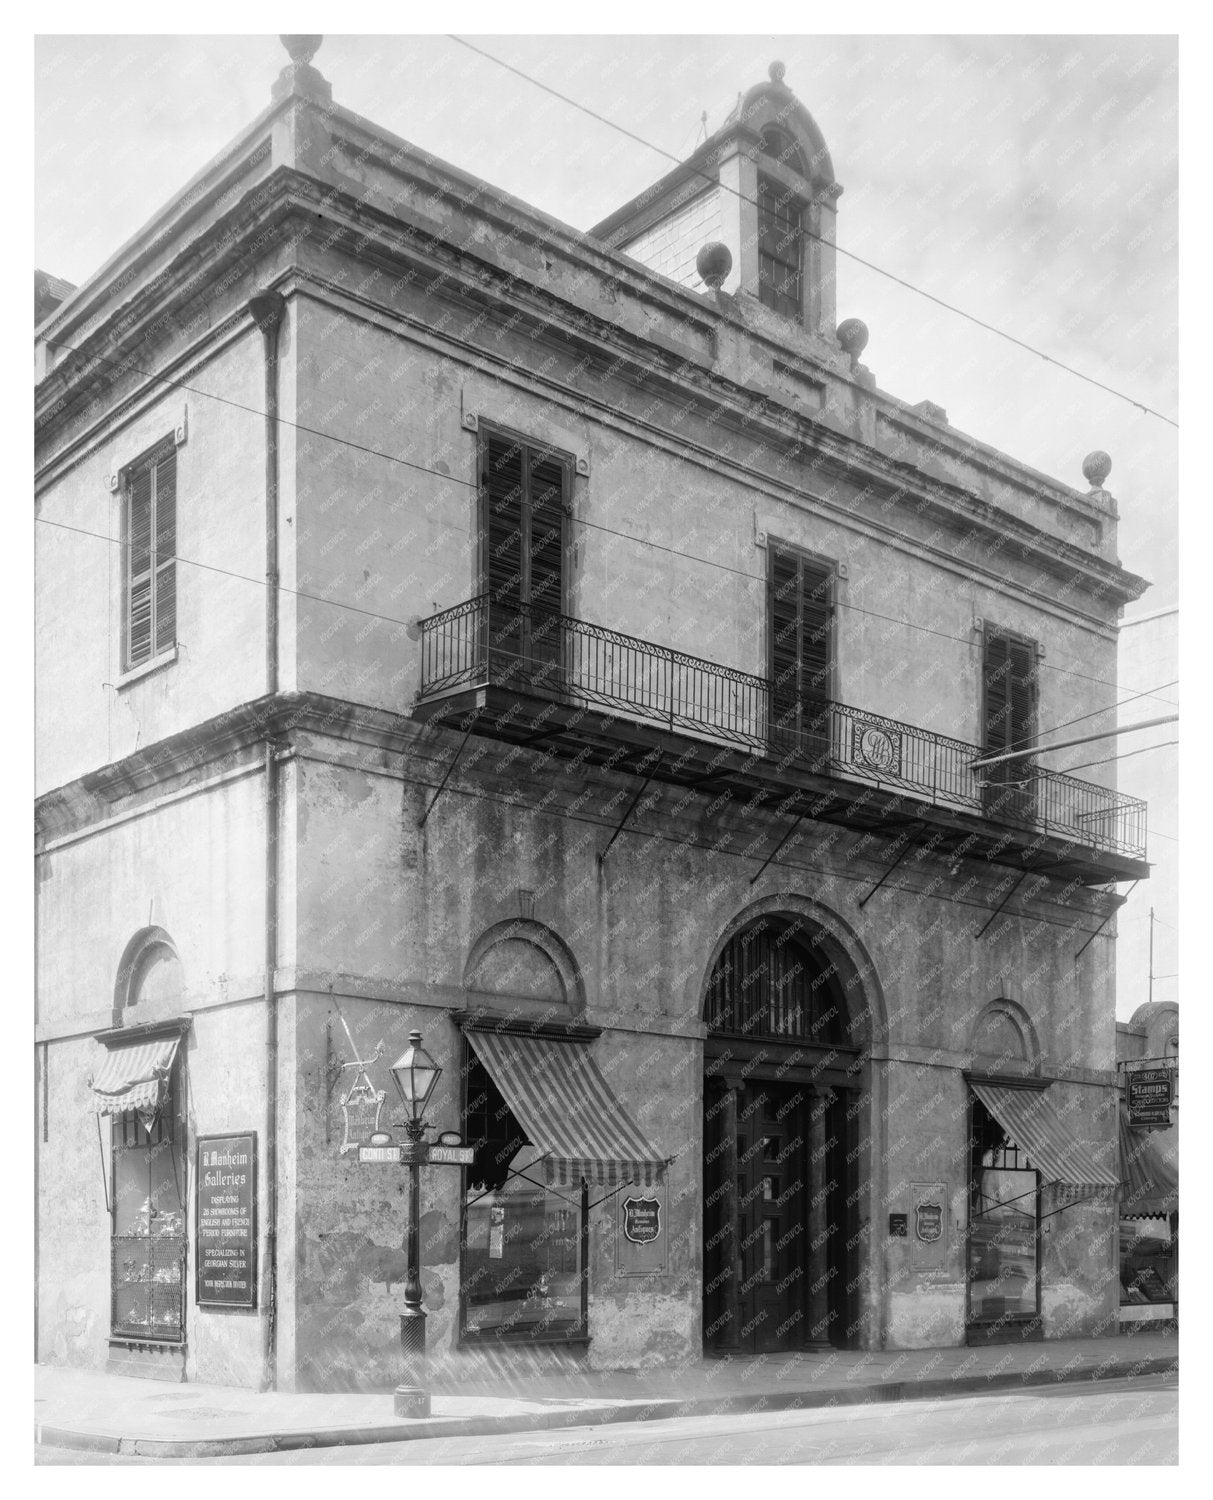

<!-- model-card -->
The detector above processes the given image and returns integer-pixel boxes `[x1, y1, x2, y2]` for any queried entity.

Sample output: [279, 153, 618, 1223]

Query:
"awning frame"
[459, 1019, 667, 1190]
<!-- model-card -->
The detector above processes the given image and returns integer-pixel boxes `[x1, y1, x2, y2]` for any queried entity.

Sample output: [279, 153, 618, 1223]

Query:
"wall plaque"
[910, 1181, 949, 1272]
[196, 1133, 258, 1309]
[616, 1187, 667, 1277]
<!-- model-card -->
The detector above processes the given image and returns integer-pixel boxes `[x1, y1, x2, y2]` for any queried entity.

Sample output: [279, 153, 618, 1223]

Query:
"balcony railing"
[417, 596, 1148, 863]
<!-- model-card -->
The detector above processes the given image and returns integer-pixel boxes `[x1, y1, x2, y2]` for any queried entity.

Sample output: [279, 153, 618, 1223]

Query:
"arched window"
[704, 915, 845, 1043]
[113, 927, 184, 1028]
[760, 125, 807, 175]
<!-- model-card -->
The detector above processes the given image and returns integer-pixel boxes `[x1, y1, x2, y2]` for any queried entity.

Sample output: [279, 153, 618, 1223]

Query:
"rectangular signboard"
[1128, 1069, 1173, 1126]
[426, 1144, 475, 1165]
[357, 1142, 476, 1165]
[359, 1144, 401, 1163]
[196, 1133, 257, 1309]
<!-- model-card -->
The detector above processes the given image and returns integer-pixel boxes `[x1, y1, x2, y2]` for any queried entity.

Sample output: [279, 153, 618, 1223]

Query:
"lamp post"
[389, 1029, 442, 1418]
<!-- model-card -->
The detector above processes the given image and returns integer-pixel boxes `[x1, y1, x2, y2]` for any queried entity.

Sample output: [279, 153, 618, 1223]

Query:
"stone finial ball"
[281, 35, 323, 66]
[696, 241, 733, 291]
[769, 61, 787, 84]
[836, 317, 870, 359]
[1082, 450, 1112, 488]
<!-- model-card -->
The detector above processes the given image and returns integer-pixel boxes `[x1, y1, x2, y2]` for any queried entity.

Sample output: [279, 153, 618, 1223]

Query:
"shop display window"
[111, 1078, 186, 1341]
[460, 1050, 586, 1343]
[1120, 1218, 1177, 1305]
[967, 1096, 1040, 1326]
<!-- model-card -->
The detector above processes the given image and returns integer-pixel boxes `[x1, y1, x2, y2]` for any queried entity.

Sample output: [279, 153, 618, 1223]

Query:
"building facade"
[35, 41, 1150, 1391]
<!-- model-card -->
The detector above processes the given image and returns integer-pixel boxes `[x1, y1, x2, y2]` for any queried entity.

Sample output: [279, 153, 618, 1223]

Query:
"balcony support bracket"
[1074, 878, 1138, 960]
[598, 751, 663, 866]
[749, 813, 806, 887]
[857, 823, 923, 909]
[975, 871, 1028, 940]
[417, 722, 475, 829]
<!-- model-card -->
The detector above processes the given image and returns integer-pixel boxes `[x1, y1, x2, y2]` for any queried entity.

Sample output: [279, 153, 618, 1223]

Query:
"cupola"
[590, 61, 842, 340]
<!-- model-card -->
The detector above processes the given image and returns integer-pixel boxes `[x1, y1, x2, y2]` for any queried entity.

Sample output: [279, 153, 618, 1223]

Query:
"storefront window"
[111, 1079, 186, 1341]
[1120, 1218, 1176, 1305]
[461, 1051, 585, 1343]
[967, 1097, 1040, 1326]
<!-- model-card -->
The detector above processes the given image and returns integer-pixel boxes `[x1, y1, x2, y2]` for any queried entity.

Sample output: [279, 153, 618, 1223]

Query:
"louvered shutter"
[770, 548, 801, 750]
[483, 435, 526, 681]
[768, 546, 833, 765]
[526, 450, 566, 678]
[126, 465, 154, 667]
[982, 630, 1037, 824]
[799, 560, 833, 762]
[153, 451, 177, 656]
[758, 176, 802, 319]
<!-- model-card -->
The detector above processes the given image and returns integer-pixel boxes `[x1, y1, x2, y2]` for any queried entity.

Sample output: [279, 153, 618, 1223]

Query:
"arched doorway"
[701, 909, 868, 1354]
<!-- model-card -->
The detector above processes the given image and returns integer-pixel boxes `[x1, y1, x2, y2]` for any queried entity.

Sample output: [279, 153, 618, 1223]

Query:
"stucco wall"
[35, 329, 275, 798]
[289, 293, 1121, 790]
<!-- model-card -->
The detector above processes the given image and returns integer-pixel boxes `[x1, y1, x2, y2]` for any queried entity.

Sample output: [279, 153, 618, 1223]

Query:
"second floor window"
[757, 174, 802, 320]
[981, 628, 1038, 823]
[480, 431, 569, 683]
[769, 542, 834, 758]
[123, 444, 177, 670]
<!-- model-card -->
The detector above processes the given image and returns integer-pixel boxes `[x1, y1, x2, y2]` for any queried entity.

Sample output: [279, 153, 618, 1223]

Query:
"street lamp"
[389, 1030, 442, 1418]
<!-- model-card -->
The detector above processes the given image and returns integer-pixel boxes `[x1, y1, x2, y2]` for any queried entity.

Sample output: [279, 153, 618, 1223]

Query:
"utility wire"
[446, 34, 1179, 430]
[1065, 738, 1179, 774]
[38, 335, 1176, 710]
[1035, 679, 1179, 741]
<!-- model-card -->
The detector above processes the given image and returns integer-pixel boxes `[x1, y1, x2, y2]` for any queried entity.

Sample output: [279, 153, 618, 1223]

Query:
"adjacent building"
[35, 39, 1151, 1391]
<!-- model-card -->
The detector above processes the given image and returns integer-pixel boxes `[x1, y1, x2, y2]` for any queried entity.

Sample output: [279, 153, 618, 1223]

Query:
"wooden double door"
[703, 1076, 859, 1354]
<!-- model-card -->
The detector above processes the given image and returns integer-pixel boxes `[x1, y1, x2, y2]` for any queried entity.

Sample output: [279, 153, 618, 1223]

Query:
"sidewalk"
[35, 1327, 1178, 1459]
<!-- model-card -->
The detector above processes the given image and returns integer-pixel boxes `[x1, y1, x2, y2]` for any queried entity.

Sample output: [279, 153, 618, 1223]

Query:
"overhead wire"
[38, 335, 1177, 710]
[445, 33, 1178, 429]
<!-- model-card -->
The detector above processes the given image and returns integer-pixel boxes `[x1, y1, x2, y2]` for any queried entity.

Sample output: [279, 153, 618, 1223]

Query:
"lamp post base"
[394, 1385, 431, 1419]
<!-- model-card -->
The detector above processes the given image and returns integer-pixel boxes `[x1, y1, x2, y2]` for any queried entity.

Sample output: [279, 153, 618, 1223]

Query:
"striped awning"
[1119, 1106, 1178, 1220]
[464, 1029, 666, 1188]
[90, 1036, 180, 1117]
[971, 1081, 1119, 1191]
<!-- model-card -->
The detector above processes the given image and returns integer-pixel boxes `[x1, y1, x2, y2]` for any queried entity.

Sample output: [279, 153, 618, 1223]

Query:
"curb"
[36, 1355, 1178, 1459]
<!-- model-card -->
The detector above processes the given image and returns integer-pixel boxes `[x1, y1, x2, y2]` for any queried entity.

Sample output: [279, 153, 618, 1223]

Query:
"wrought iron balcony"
[414, 596, 1148, 884]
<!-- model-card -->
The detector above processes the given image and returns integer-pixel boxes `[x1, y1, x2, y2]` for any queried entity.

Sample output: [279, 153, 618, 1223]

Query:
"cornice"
[34, 164, 1147, 613]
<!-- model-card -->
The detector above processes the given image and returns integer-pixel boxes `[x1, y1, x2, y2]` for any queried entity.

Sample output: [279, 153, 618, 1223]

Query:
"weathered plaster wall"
[289, 291, 1121, 793]
[283, 724, 1118, 1377]
[37, 771, 267, 1037]
[36, 1034, 113, 1369]
[35, 329, 277, 797]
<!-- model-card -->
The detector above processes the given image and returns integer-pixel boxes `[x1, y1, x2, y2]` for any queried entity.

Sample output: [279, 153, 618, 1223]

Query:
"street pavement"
[37, 1373, 1177, 1465]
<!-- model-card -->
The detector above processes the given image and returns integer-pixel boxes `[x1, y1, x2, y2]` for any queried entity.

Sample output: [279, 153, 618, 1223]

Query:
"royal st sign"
[1127, 1068, 1173, 1126]
[357, 1140, 475, 1165]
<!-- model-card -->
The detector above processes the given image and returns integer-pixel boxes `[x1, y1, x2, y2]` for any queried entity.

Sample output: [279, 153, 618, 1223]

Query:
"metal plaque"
[1127, 1068, 1173, 1126]
[426, 1144, 475, 1166]
[358, 1144, 401, 1164]
[196, 1133, 258, 1309]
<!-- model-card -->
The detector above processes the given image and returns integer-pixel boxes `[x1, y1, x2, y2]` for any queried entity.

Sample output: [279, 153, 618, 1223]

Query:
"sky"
[34, 30, 1180, 1019]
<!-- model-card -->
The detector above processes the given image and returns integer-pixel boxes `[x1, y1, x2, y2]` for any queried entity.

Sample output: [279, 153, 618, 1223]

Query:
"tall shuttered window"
[757, 175, 803, 320]
[123, 445, 177, 670]
[480, 431, 569, 687]
[769, 543, 834, 762]
[981, 628, 1038, 824]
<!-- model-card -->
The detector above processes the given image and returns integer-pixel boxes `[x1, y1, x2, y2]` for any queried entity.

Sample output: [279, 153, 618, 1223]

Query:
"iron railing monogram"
[417, 596, 1147, 862]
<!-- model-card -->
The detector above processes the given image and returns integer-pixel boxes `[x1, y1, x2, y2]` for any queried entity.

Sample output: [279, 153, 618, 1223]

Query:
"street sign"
[357, 1142, 475, 1166]
[426, 1144, 475, 1166]
[358, 1144, 400, 1164]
